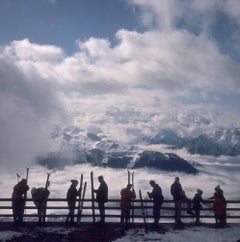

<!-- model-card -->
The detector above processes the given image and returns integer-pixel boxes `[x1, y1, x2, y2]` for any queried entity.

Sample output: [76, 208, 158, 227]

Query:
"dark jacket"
[170, 181, 183, 201]
[193, 193, 204, 210]
[67, 185, 78, 203]
[148, 184, 164, 204]
[96, 181, 108, 203]
[12, 180, 29, 201]
[31, 187, 50, 208]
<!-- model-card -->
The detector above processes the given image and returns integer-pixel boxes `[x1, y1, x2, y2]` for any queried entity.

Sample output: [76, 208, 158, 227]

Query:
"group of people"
[170, 177, 227, 228]
[11, 175, 227, 229]
[12, 178, 50, 225]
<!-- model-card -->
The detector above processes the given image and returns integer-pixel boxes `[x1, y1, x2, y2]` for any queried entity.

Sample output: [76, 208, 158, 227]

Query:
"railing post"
[90, 171, 96, 223]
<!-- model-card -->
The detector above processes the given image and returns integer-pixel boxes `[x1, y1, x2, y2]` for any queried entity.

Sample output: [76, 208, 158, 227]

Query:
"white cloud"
[0, 46, 68, 170]
[4, 39, 64, 62]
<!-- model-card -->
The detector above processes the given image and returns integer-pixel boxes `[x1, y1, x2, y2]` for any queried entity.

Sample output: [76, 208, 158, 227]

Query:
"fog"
[0, 55, 69, 171]
[1, 146, 239, 202]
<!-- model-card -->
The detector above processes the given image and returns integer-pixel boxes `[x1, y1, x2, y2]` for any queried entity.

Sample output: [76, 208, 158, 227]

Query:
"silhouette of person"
[120, 184, 136, 228]
[213, 191, 226, 228]
[31, 186, 50, 224]
[94, 175, 108, 225]
[193, 189, 204, 225]
[170, 177, 194, 226]
[65, 179, 79, 225]
[213, 185, 227, 227]
[12, 178, 29, 225]
[147, 180, 164, 228]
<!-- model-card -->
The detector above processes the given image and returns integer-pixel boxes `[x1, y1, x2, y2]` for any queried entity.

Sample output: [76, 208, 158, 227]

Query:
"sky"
[0, 0, 240, 170]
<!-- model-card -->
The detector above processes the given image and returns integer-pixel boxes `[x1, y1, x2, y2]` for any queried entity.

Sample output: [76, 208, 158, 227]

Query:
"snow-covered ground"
[113, 225, 240, 242]
[0, 224, 239, 242]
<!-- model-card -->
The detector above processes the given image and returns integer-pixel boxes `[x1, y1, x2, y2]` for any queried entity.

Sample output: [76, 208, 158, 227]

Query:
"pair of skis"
[139, 189, 148, 229]
[16, 167, 29, 183]
[24, 167, 30, 199]
[77, 174, 87, 224]
[128, 171, 148, 229]
[128, 170, 135, 224]
[22, 168, 30, 220]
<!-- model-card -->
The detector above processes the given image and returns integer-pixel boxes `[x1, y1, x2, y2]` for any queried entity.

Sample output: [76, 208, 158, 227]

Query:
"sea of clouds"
[1, 145, 239, 202]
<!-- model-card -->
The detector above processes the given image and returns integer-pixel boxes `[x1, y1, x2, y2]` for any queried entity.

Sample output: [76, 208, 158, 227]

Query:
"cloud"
[2, 152, 240, 200]
[129, 0, 240, 61]
[5, 39, 64, 62]
[0, 44, 68, 171]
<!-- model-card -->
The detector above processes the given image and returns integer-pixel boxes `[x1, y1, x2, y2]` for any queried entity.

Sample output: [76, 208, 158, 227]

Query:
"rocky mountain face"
[36, 125, 240, 173]
[134, 151, 198, 174]
[146, 128, 240, 157]
[36, 126, 198, 174]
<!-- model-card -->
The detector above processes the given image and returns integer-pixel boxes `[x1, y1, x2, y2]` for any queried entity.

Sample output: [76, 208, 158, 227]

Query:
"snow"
[113, 225, 240, 242]
[0, 225, 239, 241]
[0, 231, 22, 241]
[0, 226, 76, 241]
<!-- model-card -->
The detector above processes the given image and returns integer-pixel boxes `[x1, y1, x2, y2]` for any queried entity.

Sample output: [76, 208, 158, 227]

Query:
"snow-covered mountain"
[35, 122, 240, 173]
[146, 128, 240, 156]
[35, 125, 198, 174]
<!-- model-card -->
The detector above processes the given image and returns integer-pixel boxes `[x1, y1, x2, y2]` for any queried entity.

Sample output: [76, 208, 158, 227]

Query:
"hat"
[215, 185, 220, 190]
[197, 189, 203, 194]
[71, 179, 78, 184]
[21, 178, 27, 183]
[149, 180, 156, 186]
[127, 184, 132, 189]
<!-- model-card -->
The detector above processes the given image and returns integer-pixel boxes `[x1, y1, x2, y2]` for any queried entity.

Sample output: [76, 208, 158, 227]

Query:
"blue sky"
[0, 0, 240, 167]
[0, 0, 141, 54]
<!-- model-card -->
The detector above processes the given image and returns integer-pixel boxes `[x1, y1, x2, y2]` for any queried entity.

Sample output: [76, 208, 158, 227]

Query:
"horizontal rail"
[1, 198, 240, 202]
[1, 198, 240, 223]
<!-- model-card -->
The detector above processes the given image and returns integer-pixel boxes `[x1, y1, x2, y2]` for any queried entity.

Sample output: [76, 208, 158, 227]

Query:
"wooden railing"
[0, 198, 240, 224]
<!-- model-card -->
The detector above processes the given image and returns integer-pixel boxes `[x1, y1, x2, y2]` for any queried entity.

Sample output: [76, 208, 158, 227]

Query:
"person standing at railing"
[31, 186, 50, 224]
[212, 185, 227, 228]
[170, 177, 194, 227]
[213, 191, 226, 228]
[65, 179, 79, 225]
[120, 183, 136, 229]
[12, 178, 29, 225]
[193, 189, 205, 225]
[147, 180, 164, 228]
[94, 175, 108, 225]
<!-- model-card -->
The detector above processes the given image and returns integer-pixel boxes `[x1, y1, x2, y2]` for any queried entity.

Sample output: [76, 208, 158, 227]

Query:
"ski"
[77, 181, 87, 224]
[131, 171, 135, 224]
[127, 170, 135, 224]
[77, 174, 83, 224]
[23, 167, 30, 220]
[43, 173, 50, 223]
[26, 167, 30, 180]
[16, 173, 21, 182]
[45, 173, 51, 190]
[90, 171, 96, 223]
[24, 167, 30, 199]
[131, 171, 134, 189]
